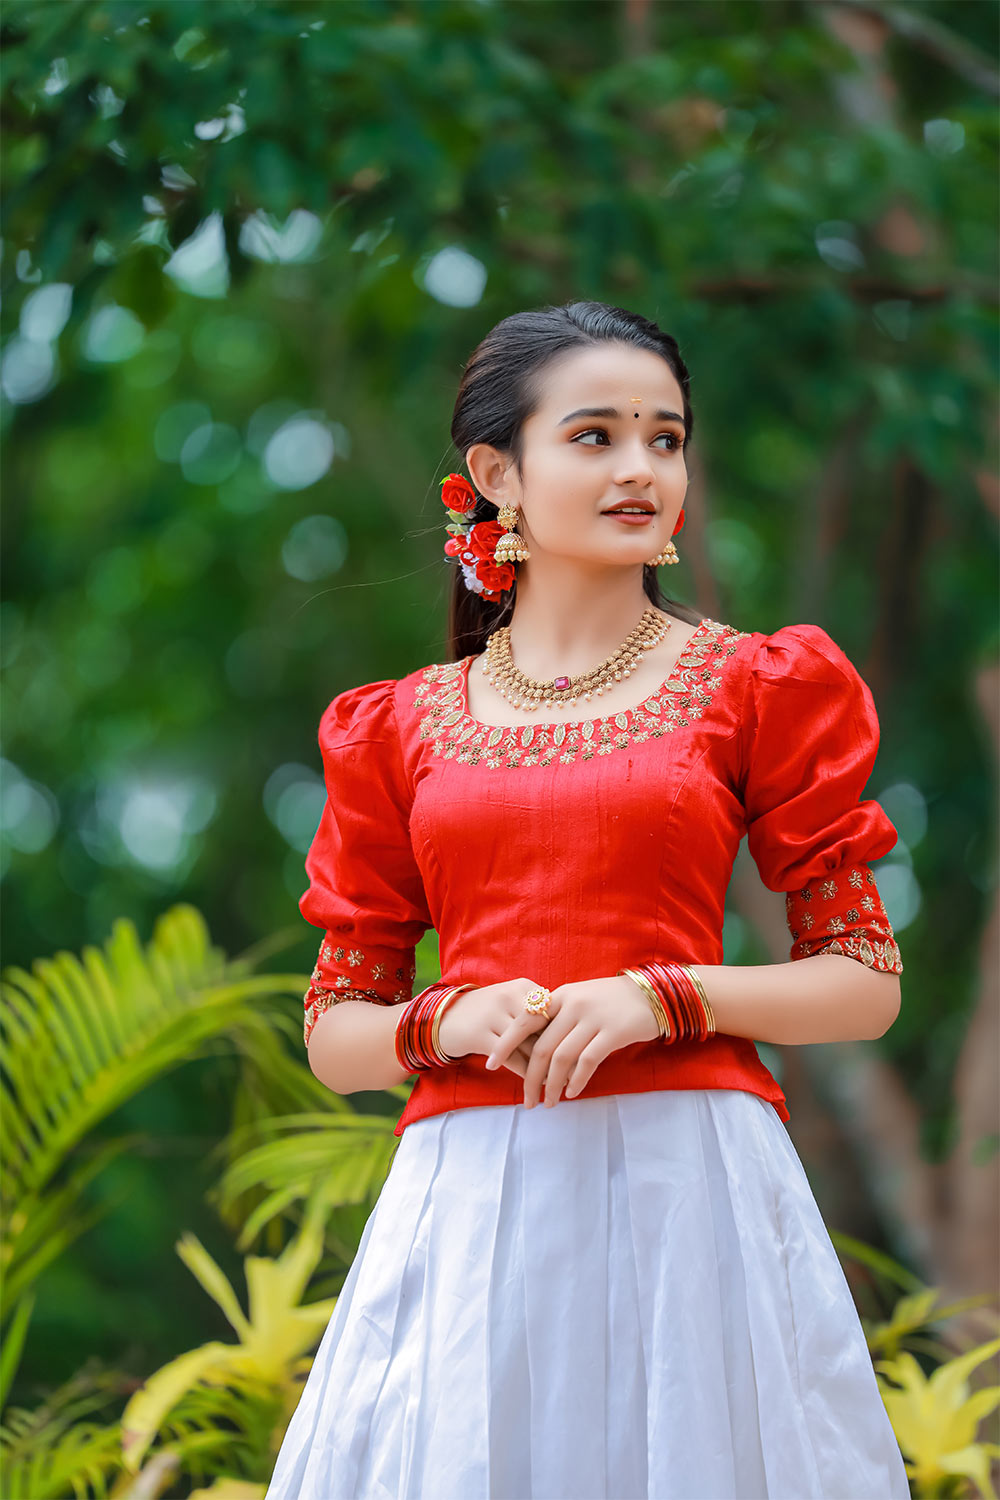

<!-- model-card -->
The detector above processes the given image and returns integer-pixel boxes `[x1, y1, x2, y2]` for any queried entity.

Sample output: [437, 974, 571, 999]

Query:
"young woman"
[264, 301, 911, 1500]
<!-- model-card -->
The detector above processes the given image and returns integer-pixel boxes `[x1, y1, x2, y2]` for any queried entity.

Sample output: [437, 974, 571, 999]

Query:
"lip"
[603, 512, 654, 526]
[602, 500, 657, 515]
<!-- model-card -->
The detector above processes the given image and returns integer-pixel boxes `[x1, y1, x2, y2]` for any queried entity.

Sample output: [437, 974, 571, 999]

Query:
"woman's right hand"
[437, 978, 551, 1079]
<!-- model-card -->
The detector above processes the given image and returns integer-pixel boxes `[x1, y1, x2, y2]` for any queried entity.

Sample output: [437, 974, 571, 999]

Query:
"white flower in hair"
[460, 560, 485, 594]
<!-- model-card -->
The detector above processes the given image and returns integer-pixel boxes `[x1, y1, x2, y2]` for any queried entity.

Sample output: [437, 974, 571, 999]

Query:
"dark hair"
[444, 300, 705, 659]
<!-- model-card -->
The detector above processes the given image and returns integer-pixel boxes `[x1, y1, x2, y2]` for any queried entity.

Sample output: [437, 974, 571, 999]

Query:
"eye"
[572, 427, 684, 451]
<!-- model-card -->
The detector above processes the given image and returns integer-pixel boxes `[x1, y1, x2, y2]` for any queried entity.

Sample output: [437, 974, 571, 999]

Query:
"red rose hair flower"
[467, 518, 504, 563]
[473, 556, 516, 597]
[439, 473, 477, 515]
[439, 471, 516, 598]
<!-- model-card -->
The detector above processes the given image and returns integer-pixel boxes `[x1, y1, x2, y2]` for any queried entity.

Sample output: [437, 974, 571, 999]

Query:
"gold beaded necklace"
[482, 606, 671, 712]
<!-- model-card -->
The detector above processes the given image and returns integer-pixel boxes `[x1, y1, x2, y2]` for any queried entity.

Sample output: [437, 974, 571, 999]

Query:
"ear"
[465, 443, 518, 507]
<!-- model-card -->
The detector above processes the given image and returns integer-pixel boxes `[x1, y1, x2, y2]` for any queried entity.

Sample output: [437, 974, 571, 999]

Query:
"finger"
[523, 1022, 570, 1108]
[557, 1030, 603, 1102]
[485, 1018, 524, 1070]
[513, 1042, 537, 1078]
[499, 1043, 532, 1079]
[543, 1038, 582, 1108]
[486, 1009, 546, 1070]
[485, 1025, 519, 1071]
[488, 1039, 533, 1079]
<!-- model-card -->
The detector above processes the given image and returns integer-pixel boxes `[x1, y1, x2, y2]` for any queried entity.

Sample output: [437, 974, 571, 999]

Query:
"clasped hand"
[442, 975, 660, 1110]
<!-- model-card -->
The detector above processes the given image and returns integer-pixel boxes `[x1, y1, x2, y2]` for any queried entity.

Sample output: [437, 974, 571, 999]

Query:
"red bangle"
[637, 962, 715, 1043]
[394, 983, 474, 1072]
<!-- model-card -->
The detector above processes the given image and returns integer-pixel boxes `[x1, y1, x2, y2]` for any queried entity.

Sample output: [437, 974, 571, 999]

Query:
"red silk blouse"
[298, 618, 903, 1137]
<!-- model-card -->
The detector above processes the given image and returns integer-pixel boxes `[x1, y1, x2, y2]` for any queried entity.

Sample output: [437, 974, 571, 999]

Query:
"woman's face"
[471, 342, 688, 572]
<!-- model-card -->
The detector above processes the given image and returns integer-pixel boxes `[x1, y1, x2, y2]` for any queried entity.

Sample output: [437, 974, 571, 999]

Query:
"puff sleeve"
[738, 624, 903, 973]
[298, 678, 433, 1046]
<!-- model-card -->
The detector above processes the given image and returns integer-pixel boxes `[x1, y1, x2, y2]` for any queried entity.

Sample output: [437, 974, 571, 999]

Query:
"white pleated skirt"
[264, 1088, 910, 1500]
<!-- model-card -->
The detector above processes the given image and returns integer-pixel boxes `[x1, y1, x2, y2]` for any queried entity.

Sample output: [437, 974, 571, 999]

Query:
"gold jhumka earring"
[493, 502, 531, 565]
[648, 539, 680, 566]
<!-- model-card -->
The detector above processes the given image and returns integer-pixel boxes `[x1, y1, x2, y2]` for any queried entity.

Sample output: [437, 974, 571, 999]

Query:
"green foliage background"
[2, 0, 997, 1411]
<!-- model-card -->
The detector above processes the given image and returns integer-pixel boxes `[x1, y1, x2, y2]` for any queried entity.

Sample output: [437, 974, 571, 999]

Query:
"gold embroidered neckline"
[413, 617, 751, 769]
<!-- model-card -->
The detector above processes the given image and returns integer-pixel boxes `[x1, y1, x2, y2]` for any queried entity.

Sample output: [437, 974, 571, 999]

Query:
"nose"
[612, 440, 657, 489]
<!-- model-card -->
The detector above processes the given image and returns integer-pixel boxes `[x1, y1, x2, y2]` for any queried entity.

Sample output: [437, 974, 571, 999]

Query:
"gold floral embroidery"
[303, 982, 388, 1046]
[412, 618, 750, 769]
[303, 938, 417, 1045]
[817, 933, 903, 969]
[785, 862, 903, 973]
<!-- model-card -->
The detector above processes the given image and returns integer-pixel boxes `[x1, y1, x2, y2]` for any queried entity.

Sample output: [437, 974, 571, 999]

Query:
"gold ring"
[523, 985, 552, 1020]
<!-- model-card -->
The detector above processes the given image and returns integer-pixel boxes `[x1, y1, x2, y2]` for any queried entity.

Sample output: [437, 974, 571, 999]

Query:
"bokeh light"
[263, 761, 326, 853]
[263, 416, 336, 490]
[164, 211, 230, 298]
[0, 760, 60, 857]
[282, 514, 349, 582]
[418, 245, 488, 307]
[81, 304, 145, 363]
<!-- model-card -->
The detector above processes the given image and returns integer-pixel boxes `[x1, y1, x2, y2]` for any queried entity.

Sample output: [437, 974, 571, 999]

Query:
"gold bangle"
[620, 967, 671, 1041]
[430, 983, 474, 1063]
[681, 964, 716, 1037]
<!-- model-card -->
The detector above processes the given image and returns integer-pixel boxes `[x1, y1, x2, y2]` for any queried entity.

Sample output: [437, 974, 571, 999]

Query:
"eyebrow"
[557, 405, 687, 432]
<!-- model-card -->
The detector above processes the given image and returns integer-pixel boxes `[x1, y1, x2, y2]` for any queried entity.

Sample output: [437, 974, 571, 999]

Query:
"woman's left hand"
[484, 975, 659, 1108]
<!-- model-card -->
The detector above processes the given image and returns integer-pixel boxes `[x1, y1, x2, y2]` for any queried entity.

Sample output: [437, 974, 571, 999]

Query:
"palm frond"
[0, 1365, 131, 1500]
[209, 1112, 399, 1250]
[0, 905, 306, 1360]
[3, 1136, 141, 1307]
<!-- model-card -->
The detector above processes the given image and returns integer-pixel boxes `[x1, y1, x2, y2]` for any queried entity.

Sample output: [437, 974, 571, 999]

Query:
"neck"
[501, 561, 656, 677]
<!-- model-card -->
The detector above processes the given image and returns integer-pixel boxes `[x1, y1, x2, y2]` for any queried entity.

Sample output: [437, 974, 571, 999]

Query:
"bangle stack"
[394, 982, 475, 1073]
[619, 961, 716, 1043]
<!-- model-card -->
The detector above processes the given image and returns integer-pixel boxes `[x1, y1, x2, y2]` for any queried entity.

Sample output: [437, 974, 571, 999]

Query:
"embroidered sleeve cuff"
[785, 861, 903, 974]
[303, 936, 418, 1046]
